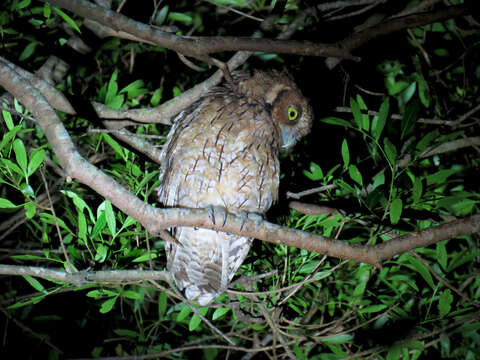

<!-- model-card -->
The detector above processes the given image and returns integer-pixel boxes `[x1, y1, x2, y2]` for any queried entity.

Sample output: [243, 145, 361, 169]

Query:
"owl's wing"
[158, 95, 280, 213]
[157, 93, 280, 305]
[167, 226, 252, 306]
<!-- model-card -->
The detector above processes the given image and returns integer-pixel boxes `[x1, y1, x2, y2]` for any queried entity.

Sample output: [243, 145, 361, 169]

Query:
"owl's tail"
[166, 226, 252, 306]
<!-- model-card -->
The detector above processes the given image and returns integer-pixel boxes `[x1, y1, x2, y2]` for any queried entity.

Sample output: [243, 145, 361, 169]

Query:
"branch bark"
[41, 0, 356, 61]
[0, 265, 169, 286]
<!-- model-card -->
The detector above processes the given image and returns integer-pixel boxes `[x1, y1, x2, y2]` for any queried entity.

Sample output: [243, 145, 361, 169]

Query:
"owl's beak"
[280, 128, 297, 151]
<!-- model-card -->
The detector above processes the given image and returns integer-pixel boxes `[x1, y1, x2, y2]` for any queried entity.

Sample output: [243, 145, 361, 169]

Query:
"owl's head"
[237, 70, 313, 151]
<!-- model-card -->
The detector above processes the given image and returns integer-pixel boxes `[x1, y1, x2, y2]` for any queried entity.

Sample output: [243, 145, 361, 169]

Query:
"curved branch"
[41, 0, 356, 61]
[1, 57, 479, 269]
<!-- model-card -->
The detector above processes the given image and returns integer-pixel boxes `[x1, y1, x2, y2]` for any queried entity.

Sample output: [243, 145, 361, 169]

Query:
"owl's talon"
[239, 211, 263, 231]
[207, 205, 228, 227]
[249, 212, 263, 228]
[239, 211, 248, 232]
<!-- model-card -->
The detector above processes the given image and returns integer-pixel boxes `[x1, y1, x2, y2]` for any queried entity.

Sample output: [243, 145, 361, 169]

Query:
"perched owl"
[157, 70, 313, 305]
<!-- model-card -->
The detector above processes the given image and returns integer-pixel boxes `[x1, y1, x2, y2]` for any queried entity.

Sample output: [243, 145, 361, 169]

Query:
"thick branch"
[1, 57, 479, 268]
[41, 0, 356, 60]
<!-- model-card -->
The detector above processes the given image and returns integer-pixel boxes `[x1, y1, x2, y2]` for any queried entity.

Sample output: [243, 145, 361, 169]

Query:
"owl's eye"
[287, 105, 299, 121]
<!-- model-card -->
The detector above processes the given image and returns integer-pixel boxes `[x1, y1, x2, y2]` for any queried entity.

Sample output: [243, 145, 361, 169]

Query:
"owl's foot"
[239, 211, 263, 231]
[207, 205, 228, 227]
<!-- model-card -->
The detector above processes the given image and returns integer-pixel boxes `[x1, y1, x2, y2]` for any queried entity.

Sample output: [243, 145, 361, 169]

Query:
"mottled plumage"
[157, 70, 313, 305]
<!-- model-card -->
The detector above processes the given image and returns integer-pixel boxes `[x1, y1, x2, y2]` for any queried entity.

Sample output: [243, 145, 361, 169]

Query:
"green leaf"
[189, 313, 202, 331]
[298, 260, 321, 274]
[416, 130, 438, 151]
[94, 243, 108, 262]
[320, 116, 354, 128]
[438, 289, 453, 317]
[13, 138, 28, 174]
[322, 334, 354, 344]
[356, 94, 369, 131]
[150, 88, 163, 106]
[158, 292, 167, 319]
[401, 98, 420, 139]
[91, 211, 106, 238]
[19, 41, 38, 61]
[412, 178, 423, 203]
[24, 201, 36, 218]
[154, 5, 169, 26]
[212, 307, 230, 320]
[39, 213, 73, 234]
[132, 251, 158, 262]
[78, 210, 87, 242]
[341, 138, 349, 168]
[1, 109, 14, 130]
[119, 80, 148, 99]
[388, 80, 409, 96]
[104, 201, 116, 237]
[13, 0, 31, 10]
[348, 164, 363, 186]
[415, 72, 431, 108]
[102, 133, 126, 160]
[113, 329, 138, 338]
[387, 344, 402, 360]
[426, 169, 458, 186]
[86, 289, 118, 299]
[406, 254, 434, 288]
[0, 198, 17, 208]
[359, 304, 388, 314]
[177, 305, 192, 322]
[8, 295, 46, 309]
[303, 162, 323, 181]
[23, 275, 46, 293]
[121, 290, 141, 300]
[53, 6, 81, 33]
[436, 241, 448, 271]
[398, 81, 416, 106]
[372, 172, 385, 190]
[43, 3, 51, 18]
[172, 86, 182, 97]
[100, 297, 117, 313]
[61, 190, 95, 222]
[389, 198, 402, 225]
[28, 149, 45, 176]
[383, 138, 397, 166]
[168, 12, 193, 25]
[372, 97, 389, 140]
[350, 97, 363, 129]
[11, 254, 46, 261]
[105, 70, 119, 105]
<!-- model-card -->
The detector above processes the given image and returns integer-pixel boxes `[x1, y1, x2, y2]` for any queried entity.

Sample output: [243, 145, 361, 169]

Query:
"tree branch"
[41, 0, 357, 61]
[0, 265, 169, 286]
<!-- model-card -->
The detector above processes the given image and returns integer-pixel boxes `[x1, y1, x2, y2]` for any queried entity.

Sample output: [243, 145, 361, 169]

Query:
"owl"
[157, 70, 313, 305]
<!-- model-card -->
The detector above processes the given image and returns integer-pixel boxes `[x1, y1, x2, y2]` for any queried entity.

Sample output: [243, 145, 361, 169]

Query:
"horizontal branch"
[41, 0, 357, 61]
[0, 265, 169, 286]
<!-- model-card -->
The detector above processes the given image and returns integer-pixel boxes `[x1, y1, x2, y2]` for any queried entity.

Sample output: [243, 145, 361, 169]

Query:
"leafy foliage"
[0, 0, 479, 359]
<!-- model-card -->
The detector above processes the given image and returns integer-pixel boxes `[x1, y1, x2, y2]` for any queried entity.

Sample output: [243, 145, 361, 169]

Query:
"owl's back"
[158, 87, 280, 305]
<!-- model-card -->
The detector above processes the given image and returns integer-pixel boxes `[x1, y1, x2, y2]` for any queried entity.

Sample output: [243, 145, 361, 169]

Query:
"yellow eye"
[287, 106, 299, 121]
